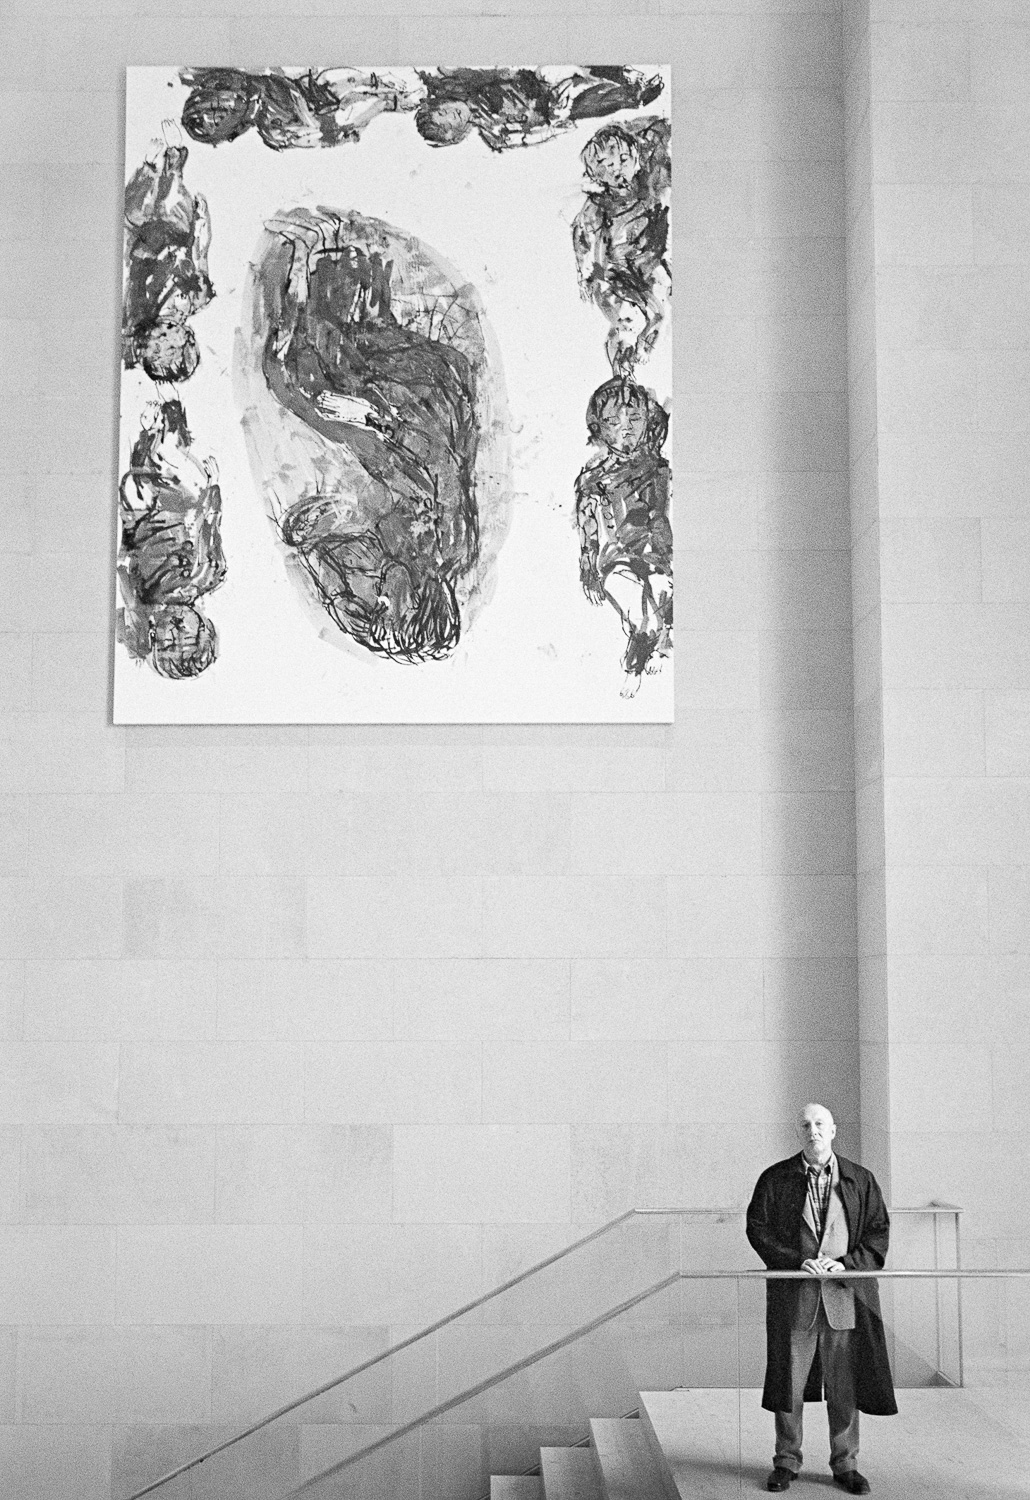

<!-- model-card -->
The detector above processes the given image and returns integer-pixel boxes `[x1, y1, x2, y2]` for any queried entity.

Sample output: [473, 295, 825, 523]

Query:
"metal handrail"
[121, 1203, 966, 1500]
[284, 1272, 684, 1498]
[122, 1207, 638, 1500]
[281, 1268, 1030, 1500]
[889, 1201, 962, 1212]
[635, 1203, 962, 1213]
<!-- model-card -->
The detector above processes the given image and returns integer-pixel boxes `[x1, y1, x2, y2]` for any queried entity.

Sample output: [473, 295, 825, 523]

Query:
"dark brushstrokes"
[413, 65, 662, 151]
[572, 115, 671, 376]
[571, 103, 673, 696]
[575, 378, 672, 697]
[178, 65, 662, 154]
[117, 399, 226, 678]
[243, 208, 505, 662]
[123, 127, 213, 384]
[180, 67, 423, 150]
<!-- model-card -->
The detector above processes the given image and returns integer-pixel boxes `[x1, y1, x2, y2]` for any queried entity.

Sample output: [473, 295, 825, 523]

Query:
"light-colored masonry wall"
[0, 0, 1019, 1495]
[1, 4, 853, 1493]
[847, 0, 1030, 1379]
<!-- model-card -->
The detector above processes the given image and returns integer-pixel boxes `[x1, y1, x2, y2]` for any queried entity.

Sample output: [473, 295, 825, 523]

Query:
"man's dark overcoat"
[746, 1153, 898, 1417]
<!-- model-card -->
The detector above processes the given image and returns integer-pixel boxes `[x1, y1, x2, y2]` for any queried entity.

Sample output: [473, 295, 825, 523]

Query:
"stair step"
[490, 1478, 543, 1500]
[590, 1418, 679, 1500]
[540, 1445, 603, 1500]
[639, 1389, 754, 1499]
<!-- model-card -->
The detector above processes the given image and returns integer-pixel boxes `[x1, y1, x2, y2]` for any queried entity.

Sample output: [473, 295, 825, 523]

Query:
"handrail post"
[955, 1208, 965, 1388]
[734, 1274, 743, 1494]
[933, 1208, 943, 1382]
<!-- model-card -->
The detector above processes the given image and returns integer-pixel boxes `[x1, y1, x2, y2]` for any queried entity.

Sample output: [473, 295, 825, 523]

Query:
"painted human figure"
[118, 399, 225, 678]
[572, 116, 671, 376]
[180, 67, 423, 150]
[747, 1103, 897, 1496]
[575, 378, 672, 696]
[413, 65, 663, 151]
[262, 213, 480, 661]
[123, 124, 213, 384]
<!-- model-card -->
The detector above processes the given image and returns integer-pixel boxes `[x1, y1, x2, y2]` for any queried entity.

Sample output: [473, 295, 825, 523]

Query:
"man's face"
[153, 606, 202, 657]
[429, 100, 472, 144]
[161, 286, 193, 323]
[599, 396, 648, 454]
[798, 1104, 836, 1162]
[142, 321, 197, 382]
[590, 136, 639, 189]
[188, 87, 251, 143]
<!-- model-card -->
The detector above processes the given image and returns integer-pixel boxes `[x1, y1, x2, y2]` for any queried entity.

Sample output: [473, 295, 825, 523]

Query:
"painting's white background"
[116, 66, 674, 723]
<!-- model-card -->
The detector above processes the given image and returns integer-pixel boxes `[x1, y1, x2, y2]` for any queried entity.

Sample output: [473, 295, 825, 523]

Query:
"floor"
[641, 1387, 1030, 1500]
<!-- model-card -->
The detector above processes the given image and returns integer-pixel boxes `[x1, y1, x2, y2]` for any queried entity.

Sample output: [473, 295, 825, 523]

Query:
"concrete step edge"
[490, 1476, 544, 1500]
[590, 1417, 680, 1500]
[540, 1444, 604, 1500]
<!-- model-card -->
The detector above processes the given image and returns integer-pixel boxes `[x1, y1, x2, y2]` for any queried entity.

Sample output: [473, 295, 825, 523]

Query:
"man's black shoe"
[833, 1472, 871, 1495]
[766, 1469, 794, 1492]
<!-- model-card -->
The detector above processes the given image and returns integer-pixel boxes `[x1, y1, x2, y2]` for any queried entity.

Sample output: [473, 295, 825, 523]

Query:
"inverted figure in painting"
[181, 67, 423, 150]
[254, 209, 489, 662]
[117, 399, 226, 678]
[572, 116, 671, 376]
[179, 64, 661, 155]
[123, 123, 213, 384]
[576, 378, 672, 697]
[413, 65, 663, 151]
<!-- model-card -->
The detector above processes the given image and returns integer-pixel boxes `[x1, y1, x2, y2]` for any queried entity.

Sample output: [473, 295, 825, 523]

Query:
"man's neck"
[803, 1150, 832, 1167]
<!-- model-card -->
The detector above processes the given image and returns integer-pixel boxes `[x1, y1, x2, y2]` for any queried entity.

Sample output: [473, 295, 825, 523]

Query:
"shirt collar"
[800, 1151, 836, 1179]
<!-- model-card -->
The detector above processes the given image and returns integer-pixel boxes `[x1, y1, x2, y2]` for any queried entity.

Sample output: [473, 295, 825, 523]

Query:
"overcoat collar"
[799, 1154, 844, 1246]
[792, 1151, 861, 1184]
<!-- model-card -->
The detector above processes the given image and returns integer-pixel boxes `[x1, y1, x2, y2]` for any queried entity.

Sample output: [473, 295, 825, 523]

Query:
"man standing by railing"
[746, 1103, 897, 1495]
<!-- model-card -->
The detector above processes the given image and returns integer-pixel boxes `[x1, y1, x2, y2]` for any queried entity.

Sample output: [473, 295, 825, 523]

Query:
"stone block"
[886, 865, 989, 954]
[21, 1125, 216, 1223]
[0, 1425, 110, 1500]
[393, 1126, 571, 1224]
[0, 1227, 115, 1323]
[18, 1326, 210, 1423]
[307, 877, 483, 959]
[393, 959, 570, 1041]
[883, 689, 985, 776]
[116, 1226, 303, 1324]
[118, 1043, 304, 1124]
[304, 1044, 481, 1124]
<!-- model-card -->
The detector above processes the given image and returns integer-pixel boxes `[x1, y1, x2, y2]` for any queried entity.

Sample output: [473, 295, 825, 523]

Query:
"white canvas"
[114, 65, 672, 723]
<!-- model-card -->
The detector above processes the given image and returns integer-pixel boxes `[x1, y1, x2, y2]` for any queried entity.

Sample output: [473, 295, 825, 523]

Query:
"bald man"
[746, 1104, 897, 1494]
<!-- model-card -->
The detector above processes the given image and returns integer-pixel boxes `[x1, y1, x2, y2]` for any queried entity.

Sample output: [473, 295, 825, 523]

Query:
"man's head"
[132, 320, 200, 384]
[181, 70, 256, 145]
[586, 378, 669, 455]
[415, 97, 473, 146]
[581, 124, 641, 191]
[149, 605, 217, 679]
[797, 1102, 836, 1165]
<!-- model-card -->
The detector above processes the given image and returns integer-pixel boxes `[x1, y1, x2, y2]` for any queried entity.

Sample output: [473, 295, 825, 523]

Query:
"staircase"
[120, 1207, 970, 1500]
[489, 1383, 1030, 1500]
[489, 1397, 681, 1500]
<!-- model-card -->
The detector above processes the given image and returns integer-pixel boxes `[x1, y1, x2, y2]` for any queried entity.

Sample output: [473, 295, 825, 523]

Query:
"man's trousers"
[773, 1306, 860, 1475]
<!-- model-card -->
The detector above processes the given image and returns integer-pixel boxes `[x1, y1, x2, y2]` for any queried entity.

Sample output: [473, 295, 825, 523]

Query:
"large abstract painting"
[115, 66, 672, 722]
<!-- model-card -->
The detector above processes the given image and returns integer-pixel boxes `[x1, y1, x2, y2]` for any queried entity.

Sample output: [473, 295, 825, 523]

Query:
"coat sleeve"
[746, 1169, 803, 1270]
[841, 1170, 890, 1272]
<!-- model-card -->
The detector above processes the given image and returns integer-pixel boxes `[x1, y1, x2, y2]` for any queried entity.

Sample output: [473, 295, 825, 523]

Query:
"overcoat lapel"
[819, 1187, 846, 1253]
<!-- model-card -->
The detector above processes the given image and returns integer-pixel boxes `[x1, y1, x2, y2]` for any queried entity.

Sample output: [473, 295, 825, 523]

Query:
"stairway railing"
[121, 1203, 968, 1500]
[279, 1269, 1027, 1500]
[123, 1207, 644, 1499]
